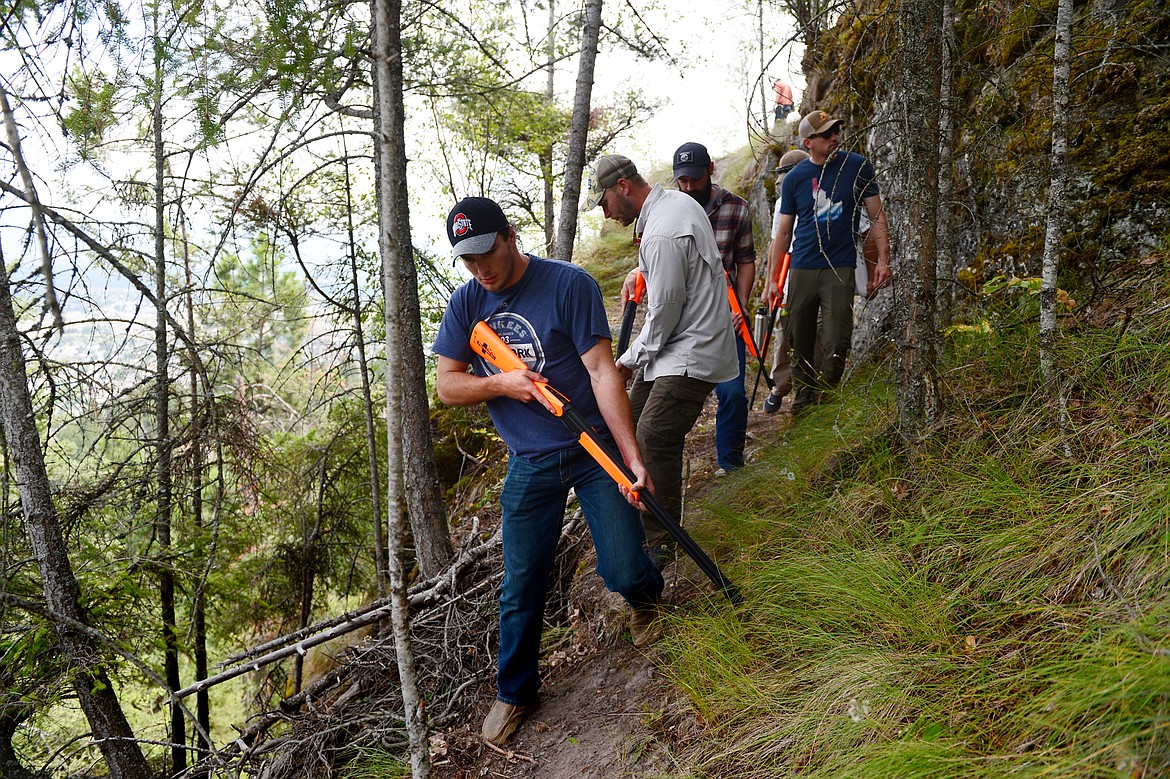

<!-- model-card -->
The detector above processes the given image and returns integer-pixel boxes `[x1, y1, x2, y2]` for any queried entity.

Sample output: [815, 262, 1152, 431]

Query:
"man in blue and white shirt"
[766, 111, 891, 413]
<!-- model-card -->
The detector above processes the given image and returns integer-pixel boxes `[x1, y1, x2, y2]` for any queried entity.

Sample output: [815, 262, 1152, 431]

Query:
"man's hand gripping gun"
[616, 270, 646, 357]
[470, 321, 742, 605]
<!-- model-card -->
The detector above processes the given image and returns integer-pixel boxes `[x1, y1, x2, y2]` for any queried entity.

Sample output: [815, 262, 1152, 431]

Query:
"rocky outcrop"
[746, 0, 1170, 363]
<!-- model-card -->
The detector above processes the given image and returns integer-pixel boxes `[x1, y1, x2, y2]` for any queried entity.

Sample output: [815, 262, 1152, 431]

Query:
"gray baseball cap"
[582, 155, 638, 210]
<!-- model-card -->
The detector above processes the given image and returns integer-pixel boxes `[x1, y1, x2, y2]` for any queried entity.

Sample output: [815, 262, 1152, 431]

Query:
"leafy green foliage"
[62, 68, 121, 160]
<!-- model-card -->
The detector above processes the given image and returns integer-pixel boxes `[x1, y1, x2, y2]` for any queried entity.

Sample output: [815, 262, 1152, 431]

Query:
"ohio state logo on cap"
[452, 214, 471, 236]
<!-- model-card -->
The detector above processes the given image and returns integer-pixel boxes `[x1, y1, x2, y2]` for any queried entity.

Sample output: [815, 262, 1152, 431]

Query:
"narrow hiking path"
[429, 397, 793, 778]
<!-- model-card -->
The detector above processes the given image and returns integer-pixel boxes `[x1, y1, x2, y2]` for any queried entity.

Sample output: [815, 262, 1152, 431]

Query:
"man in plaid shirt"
[673, 142, 757, 473]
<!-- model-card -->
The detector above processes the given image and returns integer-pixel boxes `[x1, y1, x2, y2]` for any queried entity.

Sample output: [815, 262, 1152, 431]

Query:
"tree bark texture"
[0, 253, 152, 779]
[542, 0, 557, 254]
[554, 0, 602, 262]
[894, 0, 942, 440]
[400, 259, 454, 578]
[935, 0, 958, 331]
[0, 87, 62, 330]
[371, 0, 432, 773]
[1040, 0, 1072, 391]
[152, 16, 186, 771]
[183, 231, 213, 774]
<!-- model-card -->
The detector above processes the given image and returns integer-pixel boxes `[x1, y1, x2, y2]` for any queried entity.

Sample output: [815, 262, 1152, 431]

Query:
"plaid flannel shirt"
[705, 185, 756, 282]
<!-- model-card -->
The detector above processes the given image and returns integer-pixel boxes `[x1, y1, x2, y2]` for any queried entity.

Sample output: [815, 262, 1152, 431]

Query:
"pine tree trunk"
[554, 0, 602, 262]
[371, 0, 432, 773]
[400, 260, 454, 579]
[344, 153, 389, 598]
[935, 0, 958, 331]
[152, 14, 185, 770]
[542, 0, 557, 255]
[183, 235, 212, 775]
[894, 0, 942, 440]
[0, 251, 151, 779]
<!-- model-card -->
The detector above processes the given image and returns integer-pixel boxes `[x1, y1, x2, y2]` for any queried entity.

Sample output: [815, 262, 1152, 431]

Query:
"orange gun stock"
[468, 319, 742, 604]
[616, 270, 646, 357]
[470, 321, 565, 415]
[725, 271, 760, 359]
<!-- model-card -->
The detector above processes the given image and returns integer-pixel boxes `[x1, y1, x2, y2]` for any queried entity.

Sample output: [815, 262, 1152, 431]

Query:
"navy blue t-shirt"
[432, 255, 612, 462]
[779, 151, 880, 270]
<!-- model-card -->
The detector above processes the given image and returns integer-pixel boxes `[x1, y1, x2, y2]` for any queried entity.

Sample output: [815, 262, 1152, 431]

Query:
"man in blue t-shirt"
[766, 110, 892, 413]
[432, 196, 664, 747]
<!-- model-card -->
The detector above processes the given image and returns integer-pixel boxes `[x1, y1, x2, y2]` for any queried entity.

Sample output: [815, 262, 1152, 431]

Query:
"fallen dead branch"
[196, 510, 591, 779]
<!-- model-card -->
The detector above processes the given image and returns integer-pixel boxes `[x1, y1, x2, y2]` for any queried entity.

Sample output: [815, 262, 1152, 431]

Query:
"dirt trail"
[429, 399, 791, 779]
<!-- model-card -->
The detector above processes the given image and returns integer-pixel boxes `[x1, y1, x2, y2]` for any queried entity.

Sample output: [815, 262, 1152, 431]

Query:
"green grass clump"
[573, 224, 640, 301]
[658, 263, 1170, 778]
[339, 747, 409, 778]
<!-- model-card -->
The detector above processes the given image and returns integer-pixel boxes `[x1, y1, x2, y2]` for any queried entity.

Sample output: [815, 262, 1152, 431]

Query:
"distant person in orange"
[773, 79, 794, 121]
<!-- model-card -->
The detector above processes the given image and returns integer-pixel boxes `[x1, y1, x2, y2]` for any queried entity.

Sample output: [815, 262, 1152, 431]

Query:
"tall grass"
[654, 263, 1170, 777]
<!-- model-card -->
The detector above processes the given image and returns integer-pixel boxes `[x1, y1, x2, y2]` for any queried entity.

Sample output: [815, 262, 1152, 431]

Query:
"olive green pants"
[628, 373, 716, 546]
[784, 267, 854, 410]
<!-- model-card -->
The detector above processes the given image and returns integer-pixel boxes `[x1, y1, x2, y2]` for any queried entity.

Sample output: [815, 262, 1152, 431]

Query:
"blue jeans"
[496, 447, 664, 705]
[714, 334, 748, 470]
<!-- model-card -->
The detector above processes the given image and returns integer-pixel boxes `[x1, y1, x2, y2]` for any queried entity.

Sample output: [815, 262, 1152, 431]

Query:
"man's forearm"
[872, 212, 891, 265]
[593, 369, 642, 468]
[437, 357, 550, 409]
[436, 369, 503, 407]
[735, 262, 755, 304]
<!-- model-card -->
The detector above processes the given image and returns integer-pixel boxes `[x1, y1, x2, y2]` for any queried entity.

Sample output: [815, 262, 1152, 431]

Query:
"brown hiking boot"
[630, 605, 662, 648]
[481, 698, 538, 745]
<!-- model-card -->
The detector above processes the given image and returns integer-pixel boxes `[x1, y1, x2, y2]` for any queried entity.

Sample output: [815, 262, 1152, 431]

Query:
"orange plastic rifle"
[724, 270, 760, 360]
[616, 270, 646, 357]
[470, 320, 742, 604]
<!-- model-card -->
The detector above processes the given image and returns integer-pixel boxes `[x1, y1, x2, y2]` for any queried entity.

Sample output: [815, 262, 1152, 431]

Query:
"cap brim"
[451, 231, 498, 260]
[581, 189, 605, 212]
[802, 118, 843, 140]
[673, 165, 707, 180]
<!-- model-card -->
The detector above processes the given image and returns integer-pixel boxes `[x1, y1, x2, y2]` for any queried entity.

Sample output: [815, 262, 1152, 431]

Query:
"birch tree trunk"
[1040, 0, 1072, 391]
[554, 0, 603, 262]
[935, 0, 958, 331]
[894, 0, 942, 440]
[0, 257, 151, 779]
[371, 0, 431, 772]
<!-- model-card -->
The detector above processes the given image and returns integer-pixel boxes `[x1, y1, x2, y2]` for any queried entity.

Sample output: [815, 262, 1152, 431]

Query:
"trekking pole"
[749, 252, 790, 408]
[616, 269, 645, 357]
[470, 321, 743, 605]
